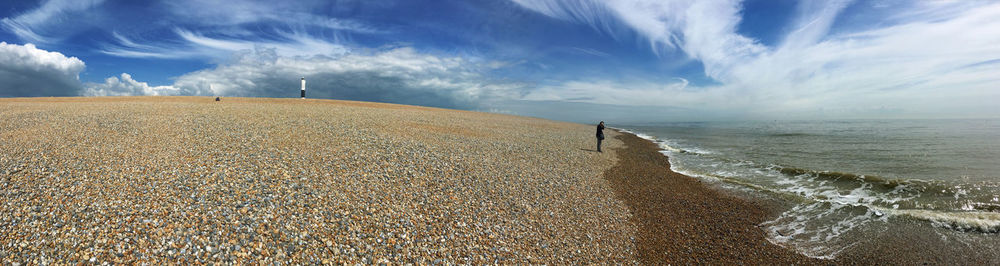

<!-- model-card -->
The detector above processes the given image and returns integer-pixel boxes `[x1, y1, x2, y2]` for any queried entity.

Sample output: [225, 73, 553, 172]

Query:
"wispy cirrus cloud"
[163, 0, 383, 34]
[565, 47, 611, 58]
[101, 29, 351, 60]
[512, 0, 1000, 119]
[0, 0, 105, 44]
[99, 0, 378, 60]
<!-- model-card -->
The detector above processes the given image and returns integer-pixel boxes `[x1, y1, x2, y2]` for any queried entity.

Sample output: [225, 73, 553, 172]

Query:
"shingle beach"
[1, 97, 639, 264]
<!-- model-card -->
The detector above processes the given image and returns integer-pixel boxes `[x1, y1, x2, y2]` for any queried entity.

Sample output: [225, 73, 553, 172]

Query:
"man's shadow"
[579, 148, 600, 152]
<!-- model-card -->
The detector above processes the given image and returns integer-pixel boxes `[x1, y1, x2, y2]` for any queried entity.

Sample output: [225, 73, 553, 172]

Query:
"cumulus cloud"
[78, 45, 527, 109]
[165, 47, 526, 109]
[0, 42, 84, 97]
[512, 0, 1000, 118]
[82, 73, 181, 96]
[1, 38, 523, 109]
[0, 0, 105, 43]
[0, 42, 172, 98]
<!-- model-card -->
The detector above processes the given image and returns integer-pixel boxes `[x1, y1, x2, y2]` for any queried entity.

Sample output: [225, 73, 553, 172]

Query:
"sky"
[1, 0, 999, 123]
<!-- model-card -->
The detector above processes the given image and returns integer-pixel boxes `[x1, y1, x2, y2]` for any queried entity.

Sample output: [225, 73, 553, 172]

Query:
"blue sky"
[1, 0, 998, 122]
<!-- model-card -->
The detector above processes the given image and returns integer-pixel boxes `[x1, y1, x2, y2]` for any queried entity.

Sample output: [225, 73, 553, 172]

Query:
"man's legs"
[597, 138, 602, 152]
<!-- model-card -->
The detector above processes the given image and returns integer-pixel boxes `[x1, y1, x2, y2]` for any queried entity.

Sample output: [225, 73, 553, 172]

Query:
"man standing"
[596, 121, 605, 152]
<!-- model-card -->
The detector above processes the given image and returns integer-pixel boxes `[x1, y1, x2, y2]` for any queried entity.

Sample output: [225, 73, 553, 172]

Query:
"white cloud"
[164, 0, 381, 34]
[0, 42, 84, 97]
[523, 79, 695, 106]
[2, 40, 515, 108]
[78, 46, 526, 108]
[102, 28, 352, 60]
[163, 47, 525, 108]
[0, 0, 105, 43]
[82, 73, 181, 96]
[177, 29, 351, 58]
[101, 0, 379, 60]
[512, 0, 1000, 119]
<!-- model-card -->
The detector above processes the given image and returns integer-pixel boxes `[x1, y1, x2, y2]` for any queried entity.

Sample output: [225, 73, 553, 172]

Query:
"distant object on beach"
[215, 97, 220, 101]
[300, 77, 306, 99]
[596, 121, 605, 152]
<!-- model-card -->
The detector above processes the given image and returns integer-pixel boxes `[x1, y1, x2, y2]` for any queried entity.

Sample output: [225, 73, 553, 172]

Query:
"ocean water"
[619, 119, 1000, 259]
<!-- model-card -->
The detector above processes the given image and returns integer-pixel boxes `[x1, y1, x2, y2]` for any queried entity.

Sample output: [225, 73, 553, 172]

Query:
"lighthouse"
[300, 77, 306, 99]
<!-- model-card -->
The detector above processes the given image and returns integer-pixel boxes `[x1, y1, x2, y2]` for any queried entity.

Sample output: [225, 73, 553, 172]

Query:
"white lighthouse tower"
[300, 77, 306, 99]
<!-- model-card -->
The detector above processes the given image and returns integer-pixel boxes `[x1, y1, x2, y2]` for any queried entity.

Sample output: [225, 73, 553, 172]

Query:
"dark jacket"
[596, 124, 605, 140]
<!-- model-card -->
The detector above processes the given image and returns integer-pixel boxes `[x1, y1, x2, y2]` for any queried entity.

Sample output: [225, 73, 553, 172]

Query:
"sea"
[618, 119, 1000, 259]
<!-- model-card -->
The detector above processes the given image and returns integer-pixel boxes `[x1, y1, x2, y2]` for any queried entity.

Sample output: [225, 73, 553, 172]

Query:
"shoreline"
[610, 128, 1000, 264]
[603, 130, 824, 264]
